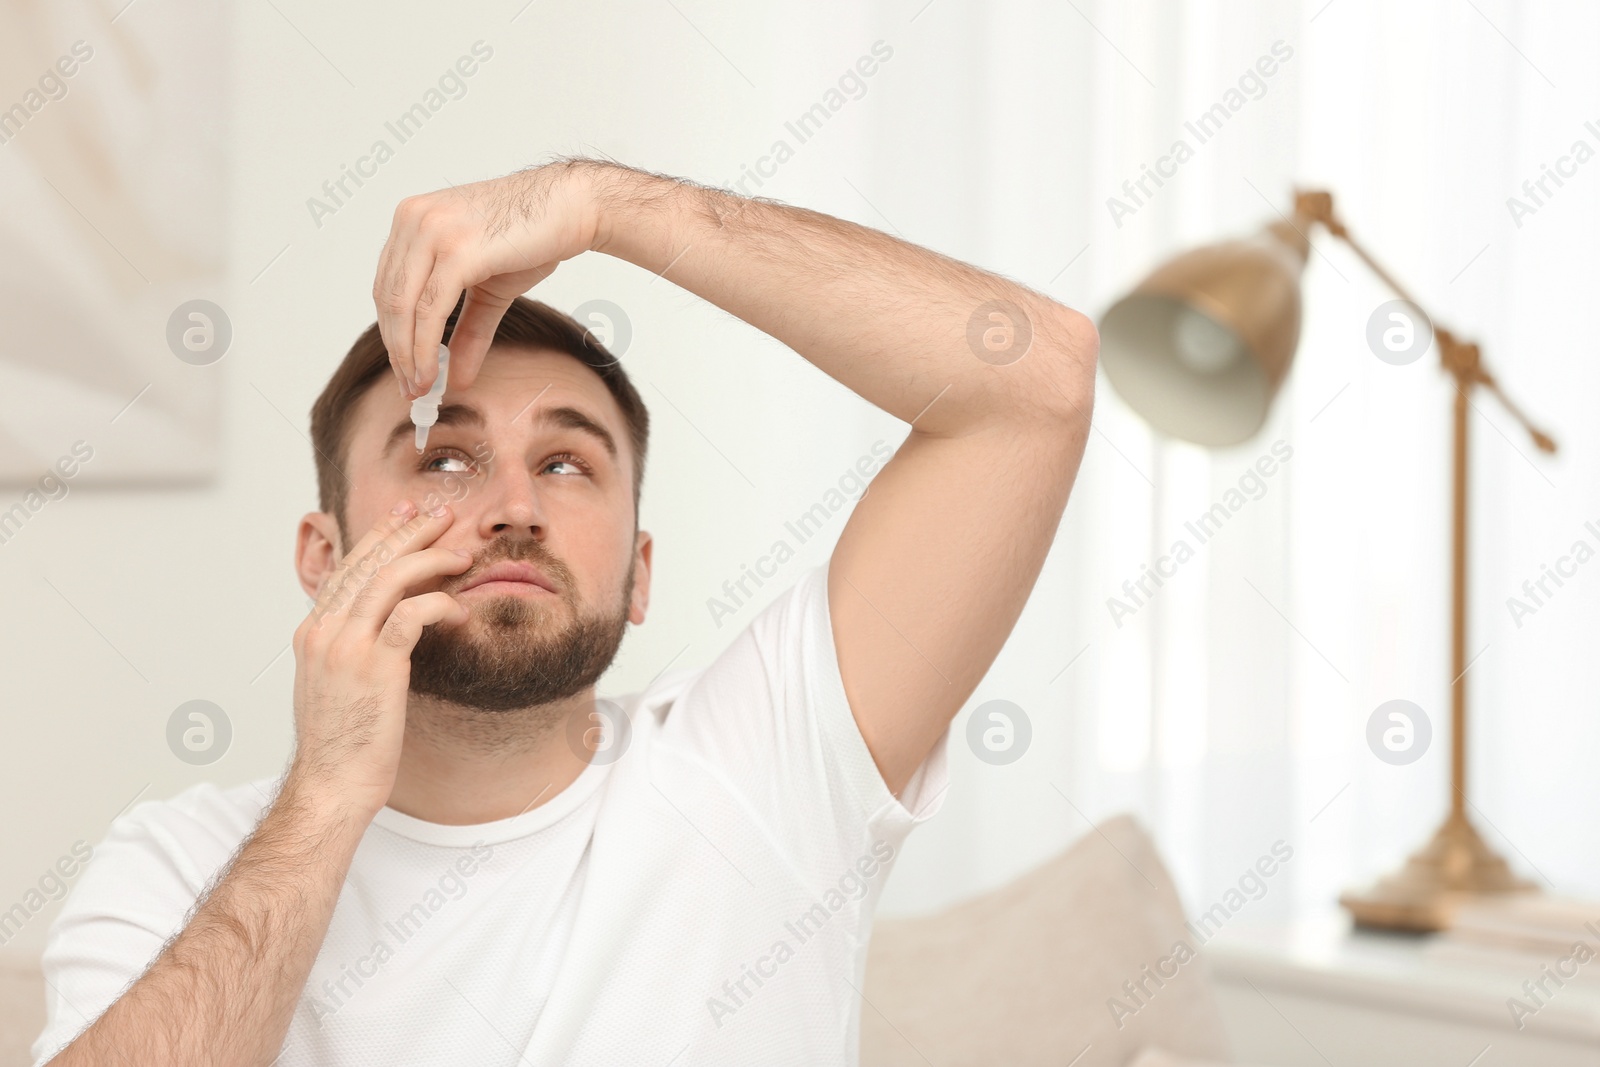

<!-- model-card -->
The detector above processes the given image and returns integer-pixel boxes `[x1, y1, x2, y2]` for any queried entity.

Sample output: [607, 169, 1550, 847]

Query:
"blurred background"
[2, 0, 1597, 1058]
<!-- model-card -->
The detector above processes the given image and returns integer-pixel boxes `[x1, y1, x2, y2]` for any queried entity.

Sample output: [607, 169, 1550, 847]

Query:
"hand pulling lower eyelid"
[410, 344, 450, 452]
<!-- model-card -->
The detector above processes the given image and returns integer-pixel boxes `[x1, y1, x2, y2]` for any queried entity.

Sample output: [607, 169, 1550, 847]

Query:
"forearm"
[48, 777, 370, 1067]
[586, 163, 1096, 434]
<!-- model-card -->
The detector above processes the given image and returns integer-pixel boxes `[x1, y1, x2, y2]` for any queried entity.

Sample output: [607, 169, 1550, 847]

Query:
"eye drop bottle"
[410, 344, 450, 451]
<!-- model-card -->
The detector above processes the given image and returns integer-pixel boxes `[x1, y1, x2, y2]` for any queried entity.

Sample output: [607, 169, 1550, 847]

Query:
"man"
[34, 158, 1096, 1065]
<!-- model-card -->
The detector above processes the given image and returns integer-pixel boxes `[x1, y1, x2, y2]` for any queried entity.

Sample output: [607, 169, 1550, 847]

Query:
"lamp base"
[1339, 811, 1537, 933]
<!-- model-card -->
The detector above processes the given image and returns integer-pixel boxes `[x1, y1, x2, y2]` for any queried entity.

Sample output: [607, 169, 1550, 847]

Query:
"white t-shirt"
[32, 561, 949, 1066]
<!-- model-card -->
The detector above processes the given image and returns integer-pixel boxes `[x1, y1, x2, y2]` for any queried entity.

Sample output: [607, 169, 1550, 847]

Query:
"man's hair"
[309, 296, 649, 537]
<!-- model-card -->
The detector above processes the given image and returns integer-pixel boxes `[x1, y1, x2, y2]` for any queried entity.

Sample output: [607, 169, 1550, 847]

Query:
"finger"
[334, 504, 456, 598]
[375, 590, 470, 658]
[334, 500, 428, 573]
[412, 258, 472, 394]
[388, 252, 432, 394]
[343, 546, 473, 636]
[409, 257, 445, 395]
[444, 287, 517, 391]
[373, 300, 406, 399]
[311, 501, 416, 617]
[373, 225, 413, 388]
[317, 504, 456, 621]
[374, 201, 437, 390]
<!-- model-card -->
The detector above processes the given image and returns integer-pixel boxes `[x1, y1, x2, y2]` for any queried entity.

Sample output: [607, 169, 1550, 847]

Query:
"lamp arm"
[1322, 218, 1428, 311]
[1475, 371, 1559, 453]
[1295, 190, 1559, 456]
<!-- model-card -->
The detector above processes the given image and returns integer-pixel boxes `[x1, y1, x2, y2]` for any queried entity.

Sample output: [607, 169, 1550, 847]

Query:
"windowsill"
[1201, 907, 1600, 1063]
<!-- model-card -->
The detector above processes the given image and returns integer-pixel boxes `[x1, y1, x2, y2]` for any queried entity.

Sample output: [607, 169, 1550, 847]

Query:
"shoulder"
[47, 778, 278, 954]
[124, 776, 277, 835]
[31, 779, 278, 1065]
[101, 776, 278, 879]
[605, 563, 831, 727]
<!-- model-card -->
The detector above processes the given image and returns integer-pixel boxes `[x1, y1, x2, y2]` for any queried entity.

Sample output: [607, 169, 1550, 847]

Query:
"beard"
[407, 537, 634, 713]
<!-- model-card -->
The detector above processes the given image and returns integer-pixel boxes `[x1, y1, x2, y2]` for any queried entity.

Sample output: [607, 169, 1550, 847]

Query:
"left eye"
[545, 459, 584, 476]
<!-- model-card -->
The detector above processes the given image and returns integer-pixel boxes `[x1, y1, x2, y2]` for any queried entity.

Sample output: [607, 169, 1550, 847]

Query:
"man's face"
[301, 344, 650, 712]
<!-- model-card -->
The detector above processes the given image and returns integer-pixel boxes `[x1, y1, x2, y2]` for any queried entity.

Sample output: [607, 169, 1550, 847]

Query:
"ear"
[296, 512, 345, 601]
[628, 529, 653, 625]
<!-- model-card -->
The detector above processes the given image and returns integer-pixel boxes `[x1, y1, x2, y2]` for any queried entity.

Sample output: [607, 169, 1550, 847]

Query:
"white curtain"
[853, 0, 1600, 925]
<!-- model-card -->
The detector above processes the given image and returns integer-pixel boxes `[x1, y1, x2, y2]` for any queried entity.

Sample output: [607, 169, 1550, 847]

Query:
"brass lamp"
[1099, 189, 1556, 932]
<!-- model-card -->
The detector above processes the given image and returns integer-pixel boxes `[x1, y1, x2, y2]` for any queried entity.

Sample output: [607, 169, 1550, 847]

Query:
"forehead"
[346, 344, 630, 466]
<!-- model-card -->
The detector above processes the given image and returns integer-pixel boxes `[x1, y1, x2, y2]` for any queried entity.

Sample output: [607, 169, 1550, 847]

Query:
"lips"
[457, 560, 560, 596]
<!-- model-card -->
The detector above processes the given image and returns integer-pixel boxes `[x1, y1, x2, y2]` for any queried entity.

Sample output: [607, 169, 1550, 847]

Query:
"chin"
[408, 588, 631, 712]
[466, 593, 561, 630]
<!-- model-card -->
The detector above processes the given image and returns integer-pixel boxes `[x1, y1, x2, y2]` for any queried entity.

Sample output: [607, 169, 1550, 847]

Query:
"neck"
[385, 689, 596, 825]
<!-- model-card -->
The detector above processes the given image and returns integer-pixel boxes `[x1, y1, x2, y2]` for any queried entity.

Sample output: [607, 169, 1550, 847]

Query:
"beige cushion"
[0, 959, 45, 1067]
[861, 815, 1232, 1067]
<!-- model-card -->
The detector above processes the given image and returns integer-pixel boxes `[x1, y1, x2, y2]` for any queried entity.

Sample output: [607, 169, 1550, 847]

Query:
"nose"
[474, 456, 547, 541]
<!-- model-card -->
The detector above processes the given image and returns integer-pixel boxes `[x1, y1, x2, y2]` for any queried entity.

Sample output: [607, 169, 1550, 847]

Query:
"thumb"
[445, 287, 513, 391]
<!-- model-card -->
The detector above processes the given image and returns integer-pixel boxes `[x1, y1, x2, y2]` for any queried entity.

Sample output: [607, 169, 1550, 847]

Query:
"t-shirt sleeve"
[655, 556, 950, 866]
[30, 784, 264, 1066]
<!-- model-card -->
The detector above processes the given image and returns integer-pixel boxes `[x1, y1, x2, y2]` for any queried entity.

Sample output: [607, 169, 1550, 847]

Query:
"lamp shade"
[1099, 219, 1311, 446]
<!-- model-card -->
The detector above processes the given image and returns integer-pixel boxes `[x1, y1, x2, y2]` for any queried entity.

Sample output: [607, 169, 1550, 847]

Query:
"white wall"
[5, 0, 1600, 967]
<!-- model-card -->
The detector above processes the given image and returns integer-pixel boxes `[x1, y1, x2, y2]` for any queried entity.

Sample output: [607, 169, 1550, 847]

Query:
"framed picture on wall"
[0, 0, 229, 487]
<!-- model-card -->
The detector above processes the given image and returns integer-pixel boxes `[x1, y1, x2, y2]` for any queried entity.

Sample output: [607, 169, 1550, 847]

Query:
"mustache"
[449, 538, 574, 594]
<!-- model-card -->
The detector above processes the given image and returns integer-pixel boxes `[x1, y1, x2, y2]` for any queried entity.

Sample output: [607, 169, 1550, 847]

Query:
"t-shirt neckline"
[369, 748, 614, 847]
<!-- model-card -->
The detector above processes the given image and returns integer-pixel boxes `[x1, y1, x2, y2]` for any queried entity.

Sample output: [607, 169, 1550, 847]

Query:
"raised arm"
[377, 160, 1097, 795]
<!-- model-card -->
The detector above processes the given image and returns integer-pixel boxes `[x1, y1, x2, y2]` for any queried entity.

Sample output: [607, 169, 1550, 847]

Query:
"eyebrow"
[382, 401, 618, 461]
